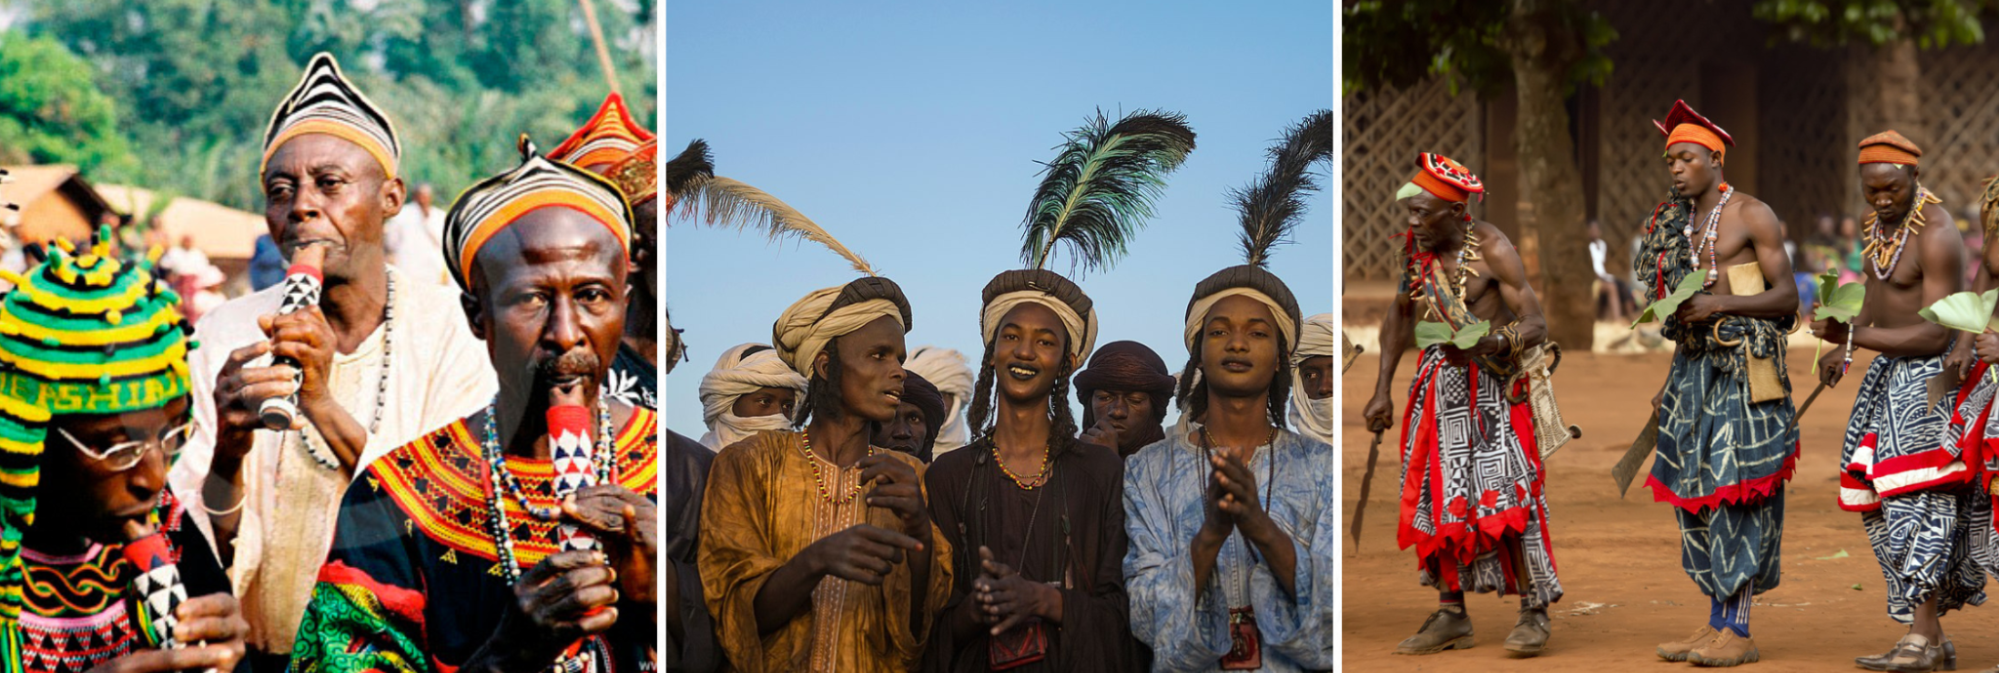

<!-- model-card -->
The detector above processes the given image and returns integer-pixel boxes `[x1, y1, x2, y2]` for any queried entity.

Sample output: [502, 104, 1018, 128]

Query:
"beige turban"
[981, 291, 1098, 367]
[1293, 313, 1336, 365]
[772, 278, 911, 378]
[906, 346, 975, 455]
[1288, 313, 1337, 444]
[697, 343, 809, 450]
[1183, 287, 1299, 353]
[978, 269, 1098, 368]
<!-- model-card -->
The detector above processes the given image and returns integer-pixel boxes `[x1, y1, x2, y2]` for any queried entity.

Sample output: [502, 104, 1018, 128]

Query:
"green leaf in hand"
[1452, 321, 1491, 350]
[1414, 321, 1454, 349]
[1813, 281, 1865, 322]
[1632, 273, 1706, 328]
[1918, 289, 1999, 334]
[1815, 268, 1840, 306]
[1415, 320, 1491, 350]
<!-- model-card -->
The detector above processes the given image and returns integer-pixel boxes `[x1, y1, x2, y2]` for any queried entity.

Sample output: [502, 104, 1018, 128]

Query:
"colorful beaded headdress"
[442, 136, 636, 293]
[262, 52, 402, 180]
[1858, 130, 1922, 166]
[1654, 99, 1733, 161]
[1410, 152, 1484, 204]
[0, 226, 192, 669]
[549, 92, 655, 172]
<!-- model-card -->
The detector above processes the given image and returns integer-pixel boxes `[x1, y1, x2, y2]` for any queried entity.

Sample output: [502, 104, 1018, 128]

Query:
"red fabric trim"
[1875, 468, 1974, 499]
[1871, 445, 1960, 476]
[1399, 371, 1546, 573]
[1838, 469, 1883, 512]
[316, 560, 429, 628]
[1643, 441, 1800, 513]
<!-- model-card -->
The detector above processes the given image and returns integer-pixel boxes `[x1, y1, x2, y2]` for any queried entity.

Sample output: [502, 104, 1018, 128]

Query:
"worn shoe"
[1882, 634, 1942, 673]
[1689, 629, 1759, 667]
[1862, 635, 1956, 672]
[1659, 625, 1719, 662]
[1394, 607, 1474, 655]
[1503, 607, 1550, 657]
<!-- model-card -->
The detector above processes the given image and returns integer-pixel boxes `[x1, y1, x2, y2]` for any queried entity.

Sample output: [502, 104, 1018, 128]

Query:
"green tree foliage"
[16, 0, 657, 211]
[0, 33, 133, 174]
[1342, 0, 1616, 98]
[1753, 0, 1992, 48]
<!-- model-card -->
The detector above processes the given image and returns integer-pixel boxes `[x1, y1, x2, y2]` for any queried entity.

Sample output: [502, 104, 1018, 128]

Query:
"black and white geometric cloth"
[1842, 352, 1988, 622]
[1398, 345, 1562, 608]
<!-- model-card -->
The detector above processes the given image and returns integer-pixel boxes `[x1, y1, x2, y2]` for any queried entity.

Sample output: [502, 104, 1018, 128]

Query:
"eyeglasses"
[56, 422, 194, 472]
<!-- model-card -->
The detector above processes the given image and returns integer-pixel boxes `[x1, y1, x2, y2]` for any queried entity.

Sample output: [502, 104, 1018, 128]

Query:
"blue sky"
[663, 0, 1333, 434]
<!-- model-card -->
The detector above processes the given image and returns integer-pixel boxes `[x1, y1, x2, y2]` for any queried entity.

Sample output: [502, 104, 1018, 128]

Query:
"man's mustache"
[530, 350, 603, 382]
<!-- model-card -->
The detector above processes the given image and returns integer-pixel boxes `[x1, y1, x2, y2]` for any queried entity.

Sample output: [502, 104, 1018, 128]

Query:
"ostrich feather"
[1021, 109, 1196, 273]
[664, 139, 714, 219]
[692, 175, 876, 276]
[1232, 109, 1331, 268]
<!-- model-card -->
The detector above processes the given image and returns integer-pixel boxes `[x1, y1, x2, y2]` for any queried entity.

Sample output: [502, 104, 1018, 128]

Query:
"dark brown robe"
[922, 434, 1133, 672]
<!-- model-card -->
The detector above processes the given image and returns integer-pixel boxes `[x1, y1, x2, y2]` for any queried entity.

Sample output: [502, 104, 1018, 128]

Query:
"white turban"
[772, 286, 906, 378]
[980, 290, 1098, 367]
[697, 343, 808, 451]
[1289, 313, 1336, 445]
[906, 346, 974, 456]
[1183, 287, 1299, 353]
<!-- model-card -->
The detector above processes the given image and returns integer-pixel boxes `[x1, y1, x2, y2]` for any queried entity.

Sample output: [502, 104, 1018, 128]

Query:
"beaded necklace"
[480, 397, 616, 531]
[298, 272, 397, 470]
[989, 440, 1053, 490]
[478, 398, 617, 672]
[1685, 183, 1734, 288]
[1862, 185, 1939, 280]
[800, 430, 877, 504]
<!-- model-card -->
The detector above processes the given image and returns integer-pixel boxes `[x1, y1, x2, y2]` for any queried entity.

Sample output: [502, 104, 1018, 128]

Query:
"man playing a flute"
[289, 138, 658, 672]
[0, 228, 251, 672]
[168, 51, 499, 669]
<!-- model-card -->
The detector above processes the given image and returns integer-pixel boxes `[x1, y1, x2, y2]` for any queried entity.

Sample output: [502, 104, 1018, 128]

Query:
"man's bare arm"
[1481, 235, 1548, 350]
[1854, 208, 1962, 357]
[1721, 201, 1800, 318]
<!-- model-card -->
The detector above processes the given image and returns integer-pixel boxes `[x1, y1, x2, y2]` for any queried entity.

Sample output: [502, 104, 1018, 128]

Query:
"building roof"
[98, 184, 265, 260]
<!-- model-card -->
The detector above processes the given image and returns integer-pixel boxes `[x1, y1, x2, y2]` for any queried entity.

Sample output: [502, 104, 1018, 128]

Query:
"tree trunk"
[1504, 0, 1595, 350]
[1873, 37, 1924, 146]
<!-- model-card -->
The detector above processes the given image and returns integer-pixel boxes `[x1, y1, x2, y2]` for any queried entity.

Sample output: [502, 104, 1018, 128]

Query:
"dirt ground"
[1341, 348, 1999, 673]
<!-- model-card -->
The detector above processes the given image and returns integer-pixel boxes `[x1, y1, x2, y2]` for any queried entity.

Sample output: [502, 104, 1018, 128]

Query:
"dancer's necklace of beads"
[1686, 183, 1734, 288]
[1864, 185, 1937, 280]
[801, 430, 875, 504]
[991, 440, 1053, 490]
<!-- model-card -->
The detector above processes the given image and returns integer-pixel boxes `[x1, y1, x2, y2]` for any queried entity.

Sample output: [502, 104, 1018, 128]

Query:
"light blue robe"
[1123, 427, 1333, 672]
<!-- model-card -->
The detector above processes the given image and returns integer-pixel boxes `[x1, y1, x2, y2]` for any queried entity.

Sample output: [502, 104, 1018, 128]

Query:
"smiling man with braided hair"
[920, 268, 1132, 672]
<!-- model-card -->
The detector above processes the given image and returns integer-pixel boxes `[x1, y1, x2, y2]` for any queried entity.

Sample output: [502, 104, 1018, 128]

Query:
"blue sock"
[1717, 583, 1753, 637]
[1708, 594, 1725, 632]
